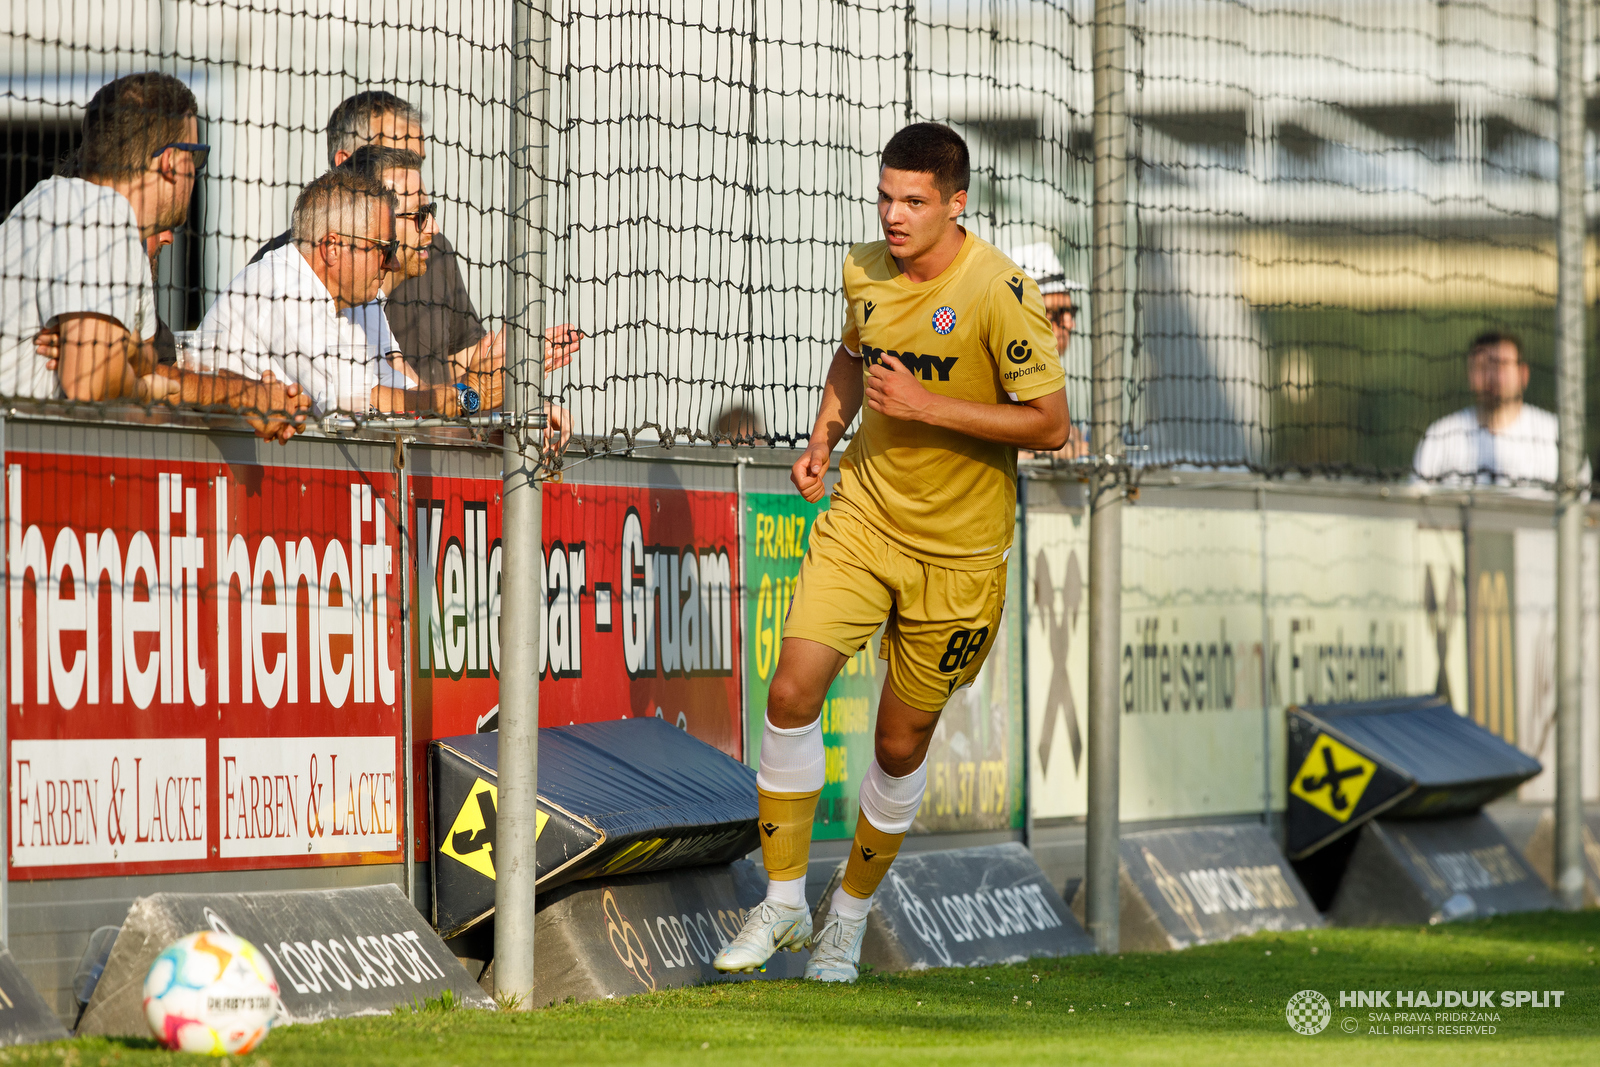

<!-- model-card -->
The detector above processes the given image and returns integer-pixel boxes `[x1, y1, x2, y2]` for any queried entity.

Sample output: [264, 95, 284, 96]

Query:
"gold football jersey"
[831, 232, 1065, 569]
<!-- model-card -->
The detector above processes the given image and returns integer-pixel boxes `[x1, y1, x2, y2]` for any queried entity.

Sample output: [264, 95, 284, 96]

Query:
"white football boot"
[803, 911, 869, 983]
[712, 900, 813, 973]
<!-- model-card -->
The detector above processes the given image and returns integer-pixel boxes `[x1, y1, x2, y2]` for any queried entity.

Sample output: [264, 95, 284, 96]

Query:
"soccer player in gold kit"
[714, 123, 1071, 982]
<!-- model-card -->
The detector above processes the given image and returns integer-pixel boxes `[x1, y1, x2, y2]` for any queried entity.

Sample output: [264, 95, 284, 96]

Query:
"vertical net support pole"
[1087, 0, 1128, 955]
[497, 0, 551, 1003]
[398, 441, 416, 906]
[1554, 0, 1588, 912]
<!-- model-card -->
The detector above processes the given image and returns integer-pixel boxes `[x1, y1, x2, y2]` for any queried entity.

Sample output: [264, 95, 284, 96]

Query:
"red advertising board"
[5, 452, 404, 879]
[407, 478, 743, 753]
[4, 448, 743, 881]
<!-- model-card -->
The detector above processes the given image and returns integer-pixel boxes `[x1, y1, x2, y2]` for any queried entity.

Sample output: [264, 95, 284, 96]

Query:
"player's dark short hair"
[327, 91, 424, 167]
[340, 144, 424, 183]
[881, 123, 970, 200]
[80, 72, 199, 179]
[1469, 331, 1524, 363]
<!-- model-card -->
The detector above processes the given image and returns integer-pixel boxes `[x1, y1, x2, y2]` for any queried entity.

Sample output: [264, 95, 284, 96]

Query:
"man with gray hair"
[248, 91, 546, 385]
[202, 169, 500, 418]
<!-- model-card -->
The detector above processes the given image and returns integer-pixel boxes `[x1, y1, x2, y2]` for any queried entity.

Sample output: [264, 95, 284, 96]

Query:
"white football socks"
[755, 714, 825, 793]
[831, 885, 873, 921]
[856, 757, 928, 835]
[765, 873, 808, 909]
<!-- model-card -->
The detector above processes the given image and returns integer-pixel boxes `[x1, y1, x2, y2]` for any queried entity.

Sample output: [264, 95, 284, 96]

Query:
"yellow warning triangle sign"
[438, 777, 547, 880]
[1290, 735, 1377, 823]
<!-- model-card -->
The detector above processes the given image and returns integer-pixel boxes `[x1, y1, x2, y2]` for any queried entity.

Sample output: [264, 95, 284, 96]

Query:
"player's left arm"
[864, 269, 1070, 450]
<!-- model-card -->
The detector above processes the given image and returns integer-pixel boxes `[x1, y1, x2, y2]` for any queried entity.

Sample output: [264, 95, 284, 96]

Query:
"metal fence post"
[397, 440, 416, 906]
[496, 0, 551, 1004]
[1258, 486, 1271, 829]
[1087, 0, 1128, 955]
[1553, 0, 1587, 912]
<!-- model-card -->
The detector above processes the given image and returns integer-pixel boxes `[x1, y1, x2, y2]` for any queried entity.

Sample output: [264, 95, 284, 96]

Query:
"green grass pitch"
[40, 911, 1600, 1066]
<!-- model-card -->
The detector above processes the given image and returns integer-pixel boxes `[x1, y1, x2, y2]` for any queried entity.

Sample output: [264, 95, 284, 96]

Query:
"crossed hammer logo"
[1034, 547, 1084, 776]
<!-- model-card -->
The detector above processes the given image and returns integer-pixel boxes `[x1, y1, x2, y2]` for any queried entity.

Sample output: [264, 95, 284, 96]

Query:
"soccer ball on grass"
[143, 931, 280, 1054]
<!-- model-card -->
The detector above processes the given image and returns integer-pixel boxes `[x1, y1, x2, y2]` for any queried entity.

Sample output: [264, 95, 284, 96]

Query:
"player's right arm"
[791, 344, 863, 502]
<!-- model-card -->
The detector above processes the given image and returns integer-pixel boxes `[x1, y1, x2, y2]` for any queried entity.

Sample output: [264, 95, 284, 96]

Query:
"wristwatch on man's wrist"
[453, 381, 481, 416]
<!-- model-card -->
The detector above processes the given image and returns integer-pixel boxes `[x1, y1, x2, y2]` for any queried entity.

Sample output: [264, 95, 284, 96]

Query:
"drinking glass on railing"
[171, 330, 221, 374]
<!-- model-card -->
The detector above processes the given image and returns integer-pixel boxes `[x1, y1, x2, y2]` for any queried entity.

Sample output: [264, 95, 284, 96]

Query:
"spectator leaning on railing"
[0, 71, 307, 441]
[204, 168, 562, 428]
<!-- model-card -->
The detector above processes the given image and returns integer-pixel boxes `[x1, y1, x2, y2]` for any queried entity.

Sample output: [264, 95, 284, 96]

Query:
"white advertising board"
[1027, 503, 1466, 821]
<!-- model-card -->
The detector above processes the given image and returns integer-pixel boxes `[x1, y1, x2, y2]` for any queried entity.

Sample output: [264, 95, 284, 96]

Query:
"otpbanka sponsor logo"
[1287, 988, 1566, 1036]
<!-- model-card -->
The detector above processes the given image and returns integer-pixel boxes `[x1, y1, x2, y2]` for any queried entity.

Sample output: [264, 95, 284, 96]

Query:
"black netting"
[1, 1, 1593, 485]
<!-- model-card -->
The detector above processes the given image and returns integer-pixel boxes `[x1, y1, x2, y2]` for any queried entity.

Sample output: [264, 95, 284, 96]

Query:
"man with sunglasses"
[1, 72, 308, 440]
[333, 145, 440, 388]
[201, 168, 530, 423]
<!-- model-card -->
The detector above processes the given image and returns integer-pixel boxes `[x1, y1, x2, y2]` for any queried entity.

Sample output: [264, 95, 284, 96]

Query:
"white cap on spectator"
[1008, 242, 1085, 296]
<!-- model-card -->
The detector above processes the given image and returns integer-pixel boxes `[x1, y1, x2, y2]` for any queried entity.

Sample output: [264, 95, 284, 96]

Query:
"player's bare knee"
[766, 672, 825, 729]
[874, 732, 930, 777]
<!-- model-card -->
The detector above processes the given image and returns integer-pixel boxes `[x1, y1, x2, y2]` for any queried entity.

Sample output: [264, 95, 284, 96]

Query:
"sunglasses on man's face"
[330, 232, 401, 264]
[151, 142, 210, 172]
[396, 201, 437, 226]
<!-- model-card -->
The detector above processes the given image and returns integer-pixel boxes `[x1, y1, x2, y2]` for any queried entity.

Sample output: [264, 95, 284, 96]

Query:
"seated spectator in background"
[1010, 241, 1089, 460]
[1412, 331, 1588, 486]
[0, 72, 306, 440]
[328, 145, 425, 386]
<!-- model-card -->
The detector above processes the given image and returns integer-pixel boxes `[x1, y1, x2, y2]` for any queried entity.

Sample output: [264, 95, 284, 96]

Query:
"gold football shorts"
[782, 507, 1007, 712]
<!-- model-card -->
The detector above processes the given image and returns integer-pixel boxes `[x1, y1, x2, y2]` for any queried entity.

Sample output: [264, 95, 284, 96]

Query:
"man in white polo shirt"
[1413, 331, 1588, 487]
[0, 72, 308, 441]
[201, 168, 503, 419]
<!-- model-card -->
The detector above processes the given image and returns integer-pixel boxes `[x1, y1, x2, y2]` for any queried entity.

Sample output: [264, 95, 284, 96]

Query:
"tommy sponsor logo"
[861, 344, 958, 382]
